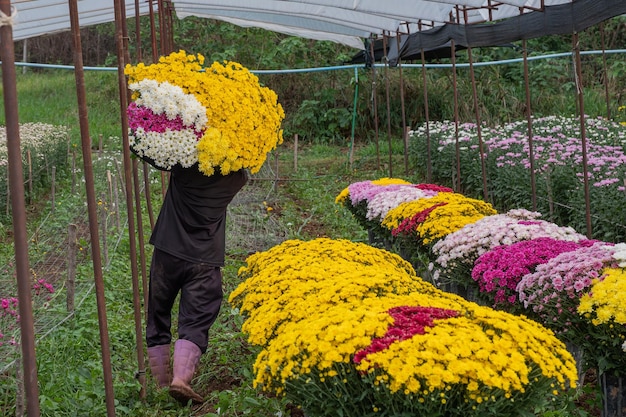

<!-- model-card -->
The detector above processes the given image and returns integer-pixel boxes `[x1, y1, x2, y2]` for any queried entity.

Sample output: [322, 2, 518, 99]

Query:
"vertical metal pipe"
[132, 158, 150, 320]
[383, 33, 393, 177]
[148, 0, 167, 200]
[143, 165, 155, 229]
[134, 0, 142, 62]
[113, 0, 147, 399]
[599, 22, 611, 119]
[166, 1, 175, 53]
[67, 0, 116, 414]
[522, 39, 537, 211]
[157, 0, 166, 55]
[369, 38, 380, 169]
[396, 31, 409, 174]
[573, 33, 593, 238]
[466, 45, 489, 202]
[157, 0, 173, 54]
[148, 0, 158, 62]
[136, 1, 156, 230]
[349, 67, 359, 168]
[420, 46, 432, 183]
[125, 0, 151, 328]
[450, 39, 461, 192]
[0, 2, 41, 415]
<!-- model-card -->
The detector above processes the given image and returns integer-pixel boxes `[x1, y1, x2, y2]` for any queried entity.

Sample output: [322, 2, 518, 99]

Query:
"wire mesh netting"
[227, 157, 289, 257]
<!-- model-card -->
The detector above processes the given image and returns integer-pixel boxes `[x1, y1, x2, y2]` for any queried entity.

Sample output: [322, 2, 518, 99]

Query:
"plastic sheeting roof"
[8, 0, 619, 50]
[171, 0, 576, 49]
[11, 0, 154, 42]
[385, 0, 626, 65]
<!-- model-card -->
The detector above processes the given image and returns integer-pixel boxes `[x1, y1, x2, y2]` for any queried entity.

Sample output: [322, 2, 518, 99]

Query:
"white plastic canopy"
[167, 0, 575, 49]
[11, 0, 154, 41]
[10, 0, 579, 49]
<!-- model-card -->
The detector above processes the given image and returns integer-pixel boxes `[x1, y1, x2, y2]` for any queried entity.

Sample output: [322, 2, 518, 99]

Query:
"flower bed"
[337, 177, 626, 402]
[471, 237, 596, 313]
[409, 116, 626, 242]
[0, 122, 70, 218]
[230, 238, 578, 417]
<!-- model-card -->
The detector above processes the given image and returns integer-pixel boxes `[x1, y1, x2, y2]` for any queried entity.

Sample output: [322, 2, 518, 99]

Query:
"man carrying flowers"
[124, 50, 284, 405]
[146, 163, 247, 404]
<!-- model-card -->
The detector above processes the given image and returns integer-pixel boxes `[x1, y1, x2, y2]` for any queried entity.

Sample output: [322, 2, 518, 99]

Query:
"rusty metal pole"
[165, 0, 175, 54]
[113, 0, 148, 399]
[382, 32, 393, 177]
[143, 165, 155, 229]
[396, 32, 409, 174]
[450, 39, 461, 192]
[369, 38, 381, 169]
[148, 0, 168, 200]
[134, 0, 142, 62]
[123, 0, 151, 327]
[148, 0, 158, 62]
[599, 22, 611, 119]
[573, 33, 593, 238]
[134, 0, 156, 231]
[157, 0, 166, 55]
[0, 2, 41, 415]
[463, 9, 488, 202]
[466, 45, 489, 202]
[522, 38, 538, 211]
[132, 158, 150, 319]
[67, 1, 117, 415]
[420, 47, 432, 183]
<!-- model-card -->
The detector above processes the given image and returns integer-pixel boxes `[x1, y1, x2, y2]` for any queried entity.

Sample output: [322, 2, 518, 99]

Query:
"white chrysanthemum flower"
[129, 79, 207, 130]
[611, 243, 626, 267]
[130, 128, 198, 170]
[366, 186, 435, 221]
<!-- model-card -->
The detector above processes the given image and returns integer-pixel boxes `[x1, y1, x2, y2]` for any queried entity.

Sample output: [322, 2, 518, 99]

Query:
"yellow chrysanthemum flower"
[231, 237, 578, 410]
[578, 267, 626, 325]
[125, 50, 285, 176]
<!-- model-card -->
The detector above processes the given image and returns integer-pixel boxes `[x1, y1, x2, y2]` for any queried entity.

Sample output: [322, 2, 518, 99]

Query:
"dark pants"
[146, 248, 223, 353]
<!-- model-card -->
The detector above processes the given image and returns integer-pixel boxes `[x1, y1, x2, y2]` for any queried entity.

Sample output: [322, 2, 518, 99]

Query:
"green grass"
[0, 69, 122, 145]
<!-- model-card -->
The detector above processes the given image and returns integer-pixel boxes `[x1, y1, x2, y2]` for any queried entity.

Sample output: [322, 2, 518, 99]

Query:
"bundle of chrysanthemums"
[124, 50, 285, 176]
[229, 238, 578, 417]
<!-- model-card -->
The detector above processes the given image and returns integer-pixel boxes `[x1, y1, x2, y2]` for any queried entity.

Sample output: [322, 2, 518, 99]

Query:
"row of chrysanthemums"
[408, 115, 626, 243]
[229, 235, 584, 416]
[334, 178, 626, 384]
[0, 122, 70, 218]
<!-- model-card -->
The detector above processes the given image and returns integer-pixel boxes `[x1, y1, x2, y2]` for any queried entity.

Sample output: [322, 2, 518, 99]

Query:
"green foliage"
[289, 96, 352, 144]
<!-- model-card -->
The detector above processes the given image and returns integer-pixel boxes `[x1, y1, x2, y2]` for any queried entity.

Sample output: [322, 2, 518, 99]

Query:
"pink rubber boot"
[147, 344, 171, 389]
[169, 339, 204, 405]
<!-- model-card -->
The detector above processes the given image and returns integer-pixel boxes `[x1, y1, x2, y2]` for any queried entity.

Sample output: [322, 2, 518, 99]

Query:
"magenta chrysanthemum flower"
[353, 306, 458, 364]
[127, 103, 204, 138]
[471, 238, 596, 308]
[392, 203, 448, 237]
[430, 209, 585, 287]
[516, 242, 618, 332]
